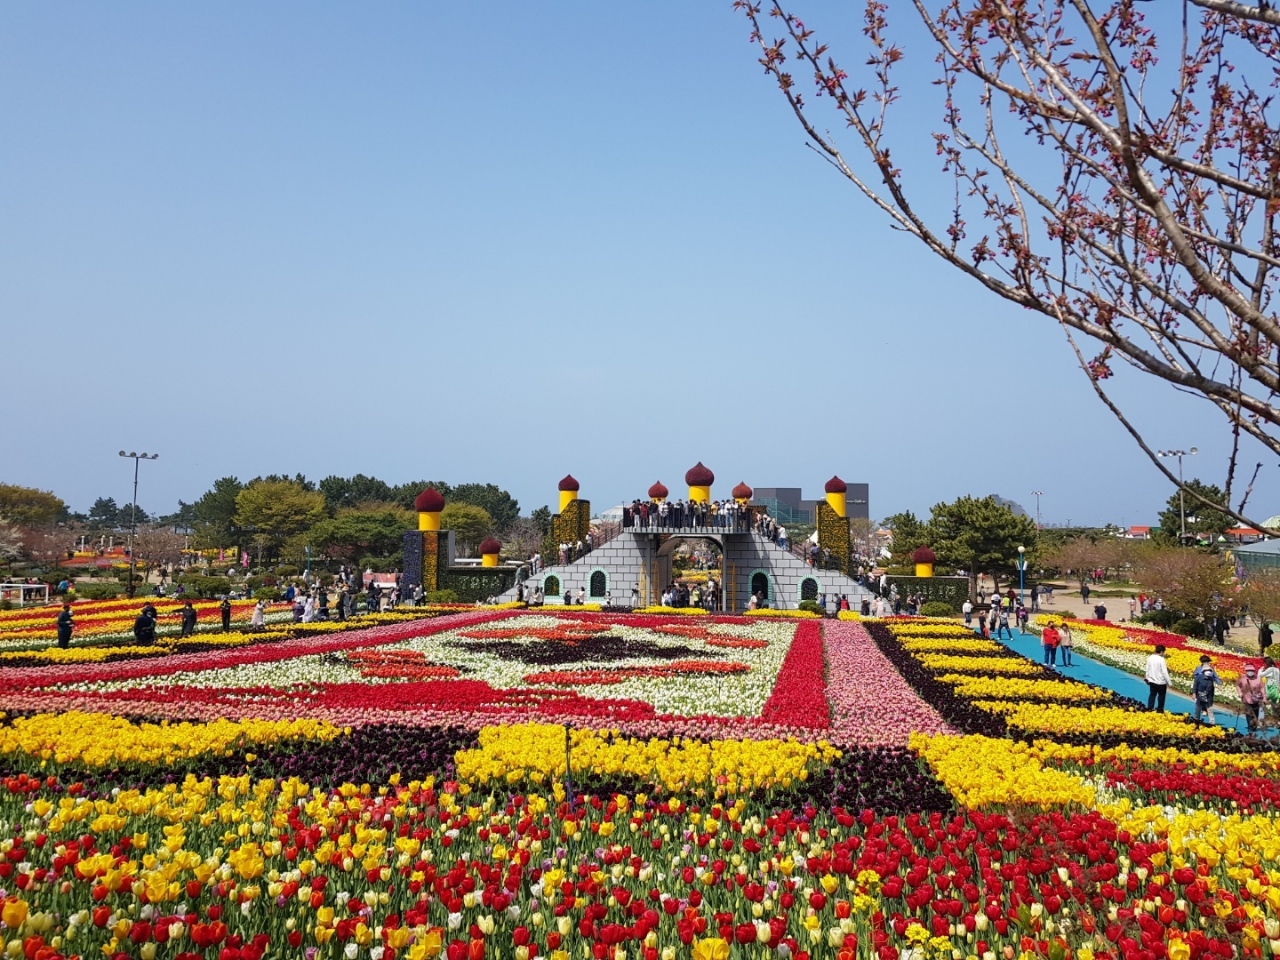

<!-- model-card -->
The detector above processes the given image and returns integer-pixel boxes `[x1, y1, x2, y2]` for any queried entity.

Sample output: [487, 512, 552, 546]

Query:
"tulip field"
[0, 607, 1274, 960]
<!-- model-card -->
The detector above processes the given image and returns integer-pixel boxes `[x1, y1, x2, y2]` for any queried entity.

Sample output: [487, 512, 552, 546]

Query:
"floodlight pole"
[119, 451, 159, 598]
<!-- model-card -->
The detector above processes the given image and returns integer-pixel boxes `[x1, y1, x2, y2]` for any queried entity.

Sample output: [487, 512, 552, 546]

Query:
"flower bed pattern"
[0, 612, 1278, 960]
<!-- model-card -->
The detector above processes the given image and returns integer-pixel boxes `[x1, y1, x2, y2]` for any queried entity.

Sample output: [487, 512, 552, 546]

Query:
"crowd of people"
[620, 498, 763, 533]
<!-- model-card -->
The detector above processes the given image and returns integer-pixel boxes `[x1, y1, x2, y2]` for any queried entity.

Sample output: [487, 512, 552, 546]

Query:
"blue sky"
[2, 2, 1267, 528]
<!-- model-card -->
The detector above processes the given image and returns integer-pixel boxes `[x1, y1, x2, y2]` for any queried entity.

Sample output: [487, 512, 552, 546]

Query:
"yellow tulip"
[0, 899, 27, 930]
[692, 938, 730, 960]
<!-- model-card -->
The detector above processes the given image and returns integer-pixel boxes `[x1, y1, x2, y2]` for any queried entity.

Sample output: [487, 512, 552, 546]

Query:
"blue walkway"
[992, 628, 1238, 729]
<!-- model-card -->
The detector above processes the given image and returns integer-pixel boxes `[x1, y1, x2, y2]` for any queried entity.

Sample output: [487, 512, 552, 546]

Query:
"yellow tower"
[479, 537, 501, 568]
[558, 475, 580, 513]
[414, 488, 446, 531]
[685, 462, 714, 505]
[732, 481, 752, 505]
[647, 481, 668, 503]
[913, 546, 936, 578]
[824, 476, 848, 518]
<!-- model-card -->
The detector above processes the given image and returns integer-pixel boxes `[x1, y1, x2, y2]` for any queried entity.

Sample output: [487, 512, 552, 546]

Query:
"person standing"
[1192, 655, 1219, 724]
[220, 596, 232, 632]
[1144, 644, 1170, 712]
[995, 606, 1013, 641]
[1262, 656, 1280, 720]
[133, 606, 156, 645]
[1237, 665, 1266, 733]
[55, 602, 73, 649]
[1030, 584, 1039, 612]
[180, 601, 197, 638]
[1058, 621, 1074, 666]
[251, 599, 266, 630]
[1260, 621, 1274, 655]
[1041, 621, 1060, 666]
[1081, 582, 1091, 605]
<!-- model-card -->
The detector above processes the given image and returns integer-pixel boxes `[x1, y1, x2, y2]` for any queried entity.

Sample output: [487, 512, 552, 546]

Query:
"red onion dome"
[648, 481, 669, 499]
[824, 475, 848, 494]
[684, 462, 715, 486]
[732, 481, 753, 500]
[558, 474, 580, 492]
[414, 488, 446, 512]
[912, 546, 937, 564]
[479, 536, 502, 555]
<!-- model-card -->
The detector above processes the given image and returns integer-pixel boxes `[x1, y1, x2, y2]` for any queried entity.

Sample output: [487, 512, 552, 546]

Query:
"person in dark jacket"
[1260, 621, 1274, 654]
[220, 597, 232, 632]
[1193, 655, 1219, 724]
[133, 608, 156, 645]
[56, 603, 73, 649]
[179, 601, 197, 638]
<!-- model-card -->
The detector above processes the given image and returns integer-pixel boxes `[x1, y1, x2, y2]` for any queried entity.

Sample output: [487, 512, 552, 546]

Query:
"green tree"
[0, 484, 66, 527]
[1132, 546, 1234, 623]
[191, 477, 244, 549]
[529, 506, 552, 536]
[234, 479, 326, 560]
[308, 503, 414, 563]
[389, 481, 453, 512]
[1156, 480, 1231, 546]
[441, 503, 492, 557]
[883, 511, 930, 568]
[87, 497, 120, 530]
[319, 474, 394, 513]
[159, 501, 196, 531]
[929, 496, 1038, 600]
[451, 483, 520, 531]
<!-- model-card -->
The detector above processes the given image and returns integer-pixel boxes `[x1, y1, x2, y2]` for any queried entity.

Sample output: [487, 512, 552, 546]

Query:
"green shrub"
[425, 589, 459, 604]
[920, 600, 958, 618]
[1135, 608, 1180, 629]
[797, 599, 825, 615]
[253, 587, 280, 602]
[76, 583, 122, 601]
[274, 565, 300, 577]
[177, 575, 232, 599]
[1172, 618, 1206, 638]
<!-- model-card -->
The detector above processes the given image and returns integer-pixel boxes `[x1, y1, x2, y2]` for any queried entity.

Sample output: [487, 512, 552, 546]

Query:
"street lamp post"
[1017, 545, 1027, 629]
[1156, 447, 1198, 543]
[118, 451, 159, 598]
[1031, 491, 1044, 530]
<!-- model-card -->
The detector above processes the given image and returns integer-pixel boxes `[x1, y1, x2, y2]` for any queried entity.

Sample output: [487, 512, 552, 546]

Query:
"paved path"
[994, 627, 1240, 730]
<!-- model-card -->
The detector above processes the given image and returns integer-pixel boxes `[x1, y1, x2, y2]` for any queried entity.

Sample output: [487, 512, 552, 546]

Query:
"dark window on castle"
[751, 572, 770, 600]
[589, 570, 607, 598]
[800, 578, 819, 601]
[544, 575, 560, 596]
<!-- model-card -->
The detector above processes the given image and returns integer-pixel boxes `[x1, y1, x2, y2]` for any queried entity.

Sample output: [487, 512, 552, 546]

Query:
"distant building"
[753, 484, 870, 525]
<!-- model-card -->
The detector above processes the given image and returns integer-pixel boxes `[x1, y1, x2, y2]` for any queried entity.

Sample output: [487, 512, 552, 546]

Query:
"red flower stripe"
[759, 620, 829, 728]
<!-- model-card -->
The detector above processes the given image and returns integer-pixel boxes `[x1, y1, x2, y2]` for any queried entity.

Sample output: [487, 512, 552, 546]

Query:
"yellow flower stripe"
[1037, 617, 1242, 683]
[900, 639, 1003, 653]
[890, 624, 974, 636]
[971, 700, 1226, 738]
[454, 723, 839, 796]
[0, 645, 170, 664]
[742, 608, 821, 618]
[913, 654, 1042, 675]
[1027, 740, 1279, 774]
[835, 611, 864, 620]
[633, 606, 705, 615]
[910, 733, 1095, 809]
[0, 712, 343, 767]
[934, 674, 1110, 702]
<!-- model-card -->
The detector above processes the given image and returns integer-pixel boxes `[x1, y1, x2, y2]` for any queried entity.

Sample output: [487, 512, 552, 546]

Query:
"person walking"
[55, 602, 73, 649]
[1015, 603, 1029, 634]
[220, 596, 232, 632]
[962, 599, 974, 626]
[1192, 655, 1219, 724]
[995, 606, 1013, 641]
[1041, 620, 1060, 666]
[1030, 584, 1039, 612]
[1081, 582, 1091, 604]
[1260, 621, 1274, 655]
[179, 601, 197, 638]
[1237, 665, 1266, 733]
[1144, 644, 1170, 712]
[251, 599, 266, 630]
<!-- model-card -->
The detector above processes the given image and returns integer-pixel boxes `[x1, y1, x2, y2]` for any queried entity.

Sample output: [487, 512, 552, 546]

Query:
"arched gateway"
[395, 463, 875, 611]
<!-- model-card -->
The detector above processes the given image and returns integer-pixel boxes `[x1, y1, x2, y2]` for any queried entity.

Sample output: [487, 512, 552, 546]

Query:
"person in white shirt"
[1145, 644, 1171, 712]
[962, 599, 974, 626]
[1261, 656, 1280, 720]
